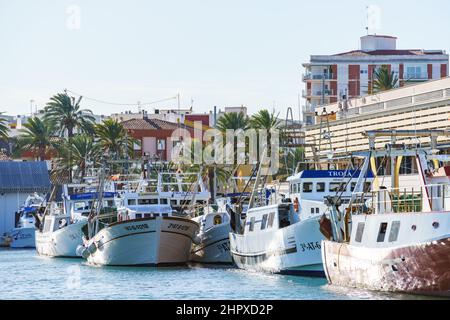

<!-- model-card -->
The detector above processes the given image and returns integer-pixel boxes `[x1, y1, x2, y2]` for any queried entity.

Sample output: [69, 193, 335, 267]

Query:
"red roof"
[335, 49, 445, 57]
[121, 118, 188, 131]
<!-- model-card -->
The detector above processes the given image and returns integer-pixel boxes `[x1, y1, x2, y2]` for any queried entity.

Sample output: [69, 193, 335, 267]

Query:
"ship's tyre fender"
[88, 242, 97, 254]
[193, 235, 202, 245]
[75, 245, 85, 257]
[81, 248, 90, 259]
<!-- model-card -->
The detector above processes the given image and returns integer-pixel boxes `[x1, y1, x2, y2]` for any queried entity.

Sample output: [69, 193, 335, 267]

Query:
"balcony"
[302, 89, 337, 98]
[303, 73, 335, 81]
[403, 73, 429, 81]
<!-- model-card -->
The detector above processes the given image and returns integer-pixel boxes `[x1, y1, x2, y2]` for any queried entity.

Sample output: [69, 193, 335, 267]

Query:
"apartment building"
[302, 35, 449, 125]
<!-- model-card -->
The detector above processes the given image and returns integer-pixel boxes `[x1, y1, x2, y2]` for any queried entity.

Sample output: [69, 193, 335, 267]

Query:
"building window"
[388, 221, 401, 242]
[157, 139, 166, 150]
[377, 222, 388, 242]
[406, 66, 424, 79]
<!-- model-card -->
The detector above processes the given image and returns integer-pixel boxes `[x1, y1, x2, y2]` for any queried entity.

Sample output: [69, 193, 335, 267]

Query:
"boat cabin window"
[249, 217, 255, 232]
[104, 200, 114, 208]
[350, 182, 356, 192]
[136, 214, 142, 219]
[388, 221, 401, 242]
[377, 222, 388, 242]
[74, 201, 90, 211]
[138, 199, 158, 205]
[364, 182, 372, 192]
[355, 222, 365, 242]
[278, 207, 291, 229]
[261, 214, 268, 230]
[160, 199, 168, 204]
[302, 183, 313, 193]
[330, 182, 346, 193]
[128, 199, 136, 205]
[171, 200, 177, 206]
[292, 184, 298, 193]
[267, 212, 275, 228]
[316, 183, 325, 193]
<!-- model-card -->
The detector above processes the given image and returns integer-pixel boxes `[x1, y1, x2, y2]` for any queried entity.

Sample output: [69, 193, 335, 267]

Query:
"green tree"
[249, 109, 281, 130]
[53, 134, 100, 179]
[0, 113, 9, 141]
[44, 93, 95, 137]
[216, 112, 249, 132]
[95, 119, 138, 159]
[15, 117, 56, 161]
[373, 66, 399, 92]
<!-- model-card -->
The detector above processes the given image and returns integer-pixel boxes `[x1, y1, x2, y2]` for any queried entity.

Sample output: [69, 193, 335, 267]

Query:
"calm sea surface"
[0, 248, 440, 300]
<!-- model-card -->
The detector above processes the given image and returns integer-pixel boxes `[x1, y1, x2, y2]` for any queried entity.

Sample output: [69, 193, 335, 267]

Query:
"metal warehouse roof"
[0, 161, 51, 193]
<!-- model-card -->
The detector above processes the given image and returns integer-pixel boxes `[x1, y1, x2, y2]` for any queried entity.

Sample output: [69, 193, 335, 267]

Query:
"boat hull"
[10, 227, 35, 248]
[35, 221, 86, 257]
[86, 217, 199, 266]
[190, 222, 232, 264]
[322, 237, 450, 297]
[230, 217, 325, 277]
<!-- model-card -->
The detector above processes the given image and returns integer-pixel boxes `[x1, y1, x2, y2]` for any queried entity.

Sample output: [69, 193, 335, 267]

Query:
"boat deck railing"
[348, 183, 450, 214]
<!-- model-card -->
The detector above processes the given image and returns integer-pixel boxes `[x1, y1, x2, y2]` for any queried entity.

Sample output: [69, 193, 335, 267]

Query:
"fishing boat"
[9, 193, 46, 248]
[190, 198, 232, 264]
[321, 130, 450, 297]
[80, 170, 202, 266]
[228, 156, 371, 276]
[35, 181, 116, 258]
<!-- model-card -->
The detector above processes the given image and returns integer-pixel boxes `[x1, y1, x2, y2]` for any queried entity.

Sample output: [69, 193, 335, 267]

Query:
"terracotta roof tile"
[121, 118, 188, 131]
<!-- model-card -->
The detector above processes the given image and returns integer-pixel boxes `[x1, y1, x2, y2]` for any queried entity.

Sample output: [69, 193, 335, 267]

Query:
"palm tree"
[372, 66, 399, 93]
[0, 113, 9, 141]
[95, 119, 138, 159]
[249, 109, 281, 130]
[53, 134, 100, 179]
[44, 92, 95, 137]
[216, 112, 249, 133]
[15, 117, 56, 161]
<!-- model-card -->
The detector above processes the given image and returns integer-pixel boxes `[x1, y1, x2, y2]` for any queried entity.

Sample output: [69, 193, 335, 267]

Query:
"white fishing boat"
[80, 170, 203, 266]
[229, 161, 372, 276]
[82, 204, 199, 266]
[190, 198, 232, 264]
[9, 193, 46, 248]
[36, 181, 116, 258]
[321, 130, 450, 297]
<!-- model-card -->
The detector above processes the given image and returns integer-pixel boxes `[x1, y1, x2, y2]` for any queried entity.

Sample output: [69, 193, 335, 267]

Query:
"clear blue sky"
[1, 0, 449, 119]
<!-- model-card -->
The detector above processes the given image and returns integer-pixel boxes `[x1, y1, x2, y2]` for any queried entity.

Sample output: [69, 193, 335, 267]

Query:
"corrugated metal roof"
[0, 161, 51, 193]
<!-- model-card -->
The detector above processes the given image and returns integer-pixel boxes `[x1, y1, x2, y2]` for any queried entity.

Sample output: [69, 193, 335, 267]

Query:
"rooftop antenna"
[366, 5, 369, 35]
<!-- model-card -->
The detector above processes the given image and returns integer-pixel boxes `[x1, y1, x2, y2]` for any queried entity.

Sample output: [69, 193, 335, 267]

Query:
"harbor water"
[0, 248, 439, 300]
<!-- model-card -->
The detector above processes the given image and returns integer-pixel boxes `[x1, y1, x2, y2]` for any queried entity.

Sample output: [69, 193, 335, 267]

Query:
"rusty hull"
[322, 237, 450, 297]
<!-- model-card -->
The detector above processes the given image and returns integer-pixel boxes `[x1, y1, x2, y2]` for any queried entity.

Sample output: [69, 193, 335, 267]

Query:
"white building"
[302, 35, 449, 125]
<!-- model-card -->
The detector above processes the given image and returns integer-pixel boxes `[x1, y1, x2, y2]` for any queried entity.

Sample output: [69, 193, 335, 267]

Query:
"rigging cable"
[64, 89, 178, 107]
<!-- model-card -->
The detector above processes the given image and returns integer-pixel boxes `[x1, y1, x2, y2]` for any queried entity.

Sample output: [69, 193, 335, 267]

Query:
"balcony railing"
[303, 73, 335, 81]
[302, 89, 336, 97]
[403, 73, 429, 81]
